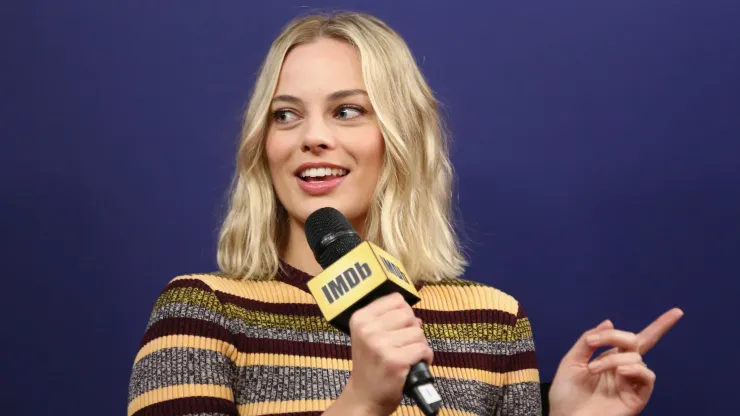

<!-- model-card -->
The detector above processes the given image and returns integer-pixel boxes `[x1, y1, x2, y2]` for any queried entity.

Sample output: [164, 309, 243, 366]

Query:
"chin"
[295, 197, 364, 225]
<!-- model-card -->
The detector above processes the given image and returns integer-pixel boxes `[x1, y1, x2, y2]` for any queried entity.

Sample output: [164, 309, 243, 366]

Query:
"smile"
[299, 167, 349, 182]
[295, 163, 350, 195]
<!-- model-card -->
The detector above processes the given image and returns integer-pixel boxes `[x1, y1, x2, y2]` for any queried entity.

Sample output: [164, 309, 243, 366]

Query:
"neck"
[281, 214, 366, 276]
[282, 217, 323, 276]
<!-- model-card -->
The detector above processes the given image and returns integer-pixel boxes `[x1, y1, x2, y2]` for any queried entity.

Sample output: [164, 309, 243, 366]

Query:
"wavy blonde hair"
[217, 11, 467, 282]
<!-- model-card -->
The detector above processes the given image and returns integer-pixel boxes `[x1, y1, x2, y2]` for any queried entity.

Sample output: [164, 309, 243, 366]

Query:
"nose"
[301, 116, 336, 154]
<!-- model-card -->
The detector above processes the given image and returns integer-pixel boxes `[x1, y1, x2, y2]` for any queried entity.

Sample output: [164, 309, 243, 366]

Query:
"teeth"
[299, 167, 348, 178]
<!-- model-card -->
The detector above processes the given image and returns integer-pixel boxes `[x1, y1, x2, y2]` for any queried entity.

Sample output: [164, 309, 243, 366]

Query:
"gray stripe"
[128, 348, 235, 402]
[232, 323, 533, 355]
[146, 302, 229, 331]
[230, 321, 351, 345]
[429, 337, 535, 355]
[501, 382, 543, 415]
[234, 365, 504, 414]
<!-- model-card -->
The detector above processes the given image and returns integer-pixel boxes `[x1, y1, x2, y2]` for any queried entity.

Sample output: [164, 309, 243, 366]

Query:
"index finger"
[637, 307, 684, 355]
[363, 293, 408, 317]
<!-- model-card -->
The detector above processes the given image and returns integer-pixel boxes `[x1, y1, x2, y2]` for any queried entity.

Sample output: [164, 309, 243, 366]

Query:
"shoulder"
[418, 276, 527, 321]
[136, 271, 312, 356]
[152, 271, 315, 311]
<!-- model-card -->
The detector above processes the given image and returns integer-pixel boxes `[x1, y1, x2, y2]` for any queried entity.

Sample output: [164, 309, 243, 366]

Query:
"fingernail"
[586, 334, 600, 344]
[588, 361, 602, 371]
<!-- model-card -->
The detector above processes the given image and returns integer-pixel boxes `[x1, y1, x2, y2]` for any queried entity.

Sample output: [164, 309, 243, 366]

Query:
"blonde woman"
[127, 11, 682, 416]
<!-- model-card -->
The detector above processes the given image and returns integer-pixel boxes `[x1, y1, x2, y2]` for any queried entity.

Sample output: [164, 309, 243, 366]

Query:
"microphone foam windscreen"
[305, 207, 361, 268]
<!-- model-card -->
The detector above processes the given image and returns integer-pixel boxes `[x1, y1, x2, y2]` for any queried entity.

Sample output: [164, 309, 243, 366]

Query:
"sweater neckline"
[275, 259, 427, 295]
[275, 259, 315, 294]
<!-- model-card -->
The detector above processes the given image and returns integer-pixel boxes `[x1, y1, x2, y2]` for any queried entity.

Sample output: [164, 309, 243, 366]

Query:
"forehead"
[275, 38, 366, 96]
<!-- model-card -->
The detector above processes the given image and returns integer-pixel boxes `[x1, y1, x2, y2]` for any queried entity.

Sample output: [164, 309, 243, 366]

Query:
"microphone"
[304, 207, 442, 416]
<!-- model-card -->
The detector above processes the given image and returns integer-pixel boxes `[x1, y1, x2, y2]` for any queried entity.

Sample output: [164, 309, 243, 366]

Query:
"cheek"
[265, 135, 290, 177]
[360, 133, 385, 178]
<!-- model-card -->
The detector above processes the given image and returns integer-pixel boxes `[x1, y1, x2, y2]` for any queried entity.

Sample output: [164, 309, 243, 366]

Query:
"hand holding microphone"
[344, 293, 434, 415]
[304, 207, 442, 416]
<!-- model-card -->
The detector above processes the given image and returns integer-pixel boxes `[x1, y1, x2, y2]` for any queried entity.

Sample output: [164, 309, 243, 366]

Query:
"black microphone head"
[305, 207, 362, 269]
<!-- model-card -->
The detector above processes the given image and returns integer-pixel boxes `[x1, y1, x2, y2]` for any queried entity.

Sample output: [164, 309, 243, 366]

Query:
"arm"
[501, 302, 543, 416]
[127, 277, 238, 416]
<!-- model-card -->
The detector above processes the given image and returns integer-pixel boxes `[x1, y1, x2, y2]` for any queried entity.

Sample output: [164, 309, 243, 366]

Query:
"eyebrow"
[271, 89, 368, 105]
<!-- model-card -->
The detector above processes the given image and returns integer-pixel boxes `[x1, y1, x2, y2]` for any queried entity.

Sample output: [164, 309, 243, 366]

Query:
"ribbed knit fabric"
[128, 261, 542, 415]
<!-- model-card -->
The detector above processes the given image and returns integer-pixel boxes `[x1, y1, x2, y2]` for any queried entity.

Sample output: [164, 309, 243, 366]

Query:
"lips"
[298, 167, 349, 182]
[294, 163, 349, 195]
[296, 174, 346, 195]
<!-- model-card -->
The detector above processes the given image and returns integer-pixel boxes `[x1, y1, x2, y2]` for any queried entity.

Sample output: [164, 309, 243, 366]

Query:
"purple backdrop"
[3, 1, 738, 414]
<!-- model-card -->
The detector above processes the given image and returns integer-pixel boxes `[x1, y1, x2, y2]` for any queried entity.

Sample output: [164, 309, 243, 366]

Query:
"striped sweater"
[128, 261, 542, 415]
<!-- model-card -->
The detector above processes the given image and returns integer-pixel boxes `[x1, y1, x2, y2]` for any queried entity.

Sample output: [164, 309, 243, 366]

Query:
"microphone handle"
[404, 361, 442, 415]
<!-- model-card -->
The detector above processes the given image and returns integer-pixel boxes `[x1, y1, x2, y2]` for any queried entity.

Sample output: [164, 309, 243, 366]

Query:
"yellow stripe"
[172, 274, 317, 304]
[432, 366, 539, 386]
[237, 400, 479, 415]
[170, 274, 521, 316]
[233, 353, 351, 370]
[238, 399, 334, 415]
[226, 305, 338, 332]
[507, 368, 541, 384]
[127, 384, 233, 416]
[416, 284, 519, 314]
[423, 322, 530, 341]
[133, 335, 235, 365]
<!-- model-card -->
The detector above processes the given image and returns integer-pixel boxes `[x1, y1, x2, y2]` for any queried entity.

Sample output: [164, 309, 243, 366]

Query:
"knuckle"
[372, 338, 389, 352]
[390, 292, 405, 303]
[418, 330, 429, 344]
[424, 347, 435, 364]
[356, 324, 374, 340]
[349, 312, 365, 329]
[384, 355, 404, 371]
[426, 345, 435, 360]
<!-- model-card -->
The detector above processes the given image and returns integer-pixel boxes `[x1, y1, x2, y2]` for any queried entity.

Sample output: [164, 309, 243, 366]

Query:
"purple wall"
[3, 1, 738, 414]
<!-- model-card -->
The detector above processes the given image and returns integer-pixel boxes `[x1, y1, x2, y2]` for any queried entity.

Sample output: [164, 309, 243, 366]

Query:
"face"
[266, 38, 385, 231]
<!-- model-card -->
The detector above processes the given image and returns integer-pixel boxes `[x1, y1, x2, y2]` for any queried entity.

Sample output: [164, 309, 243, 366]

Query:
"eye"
[335, 105, 366, 120]
[272, 109, 299, 124]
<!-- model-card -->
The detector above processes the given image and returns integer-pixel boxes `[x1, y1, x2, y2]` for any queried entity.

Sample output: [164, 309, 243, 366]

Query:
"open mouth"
[298, 167, 349, 182]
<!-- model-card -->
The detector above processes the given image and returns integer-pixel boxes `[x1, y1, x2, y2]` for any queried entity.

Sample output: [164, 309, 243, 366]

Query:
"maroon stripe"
[140, 317, 232, 349]
[237, 336, 537, 372]
[236, 334, 352, 360]
[434, 350, 538, 373]
[166, 278, 214, 292]
[131, 397, 237, 416]
[517, 303, 528, 319]
[415, 308, 517, 326]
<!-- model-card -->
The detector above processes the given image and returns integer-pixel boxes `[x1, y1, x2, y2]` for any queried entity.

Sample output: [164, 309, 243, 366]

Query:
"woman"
[127, 11, 682, 416]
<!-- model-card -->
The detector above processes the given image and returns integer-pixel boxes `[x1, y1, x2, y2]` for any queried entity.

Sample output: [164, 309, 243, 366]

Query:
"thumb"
[560, 319, 614, 365]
